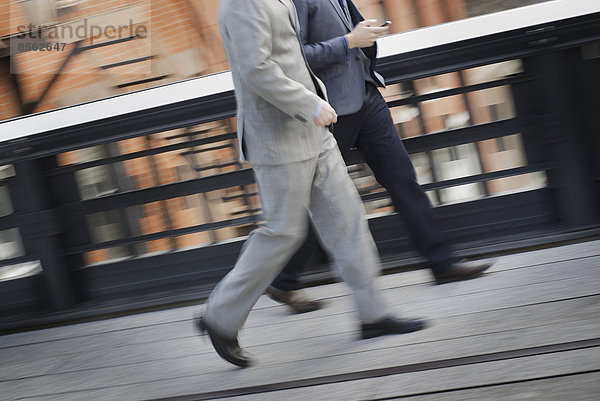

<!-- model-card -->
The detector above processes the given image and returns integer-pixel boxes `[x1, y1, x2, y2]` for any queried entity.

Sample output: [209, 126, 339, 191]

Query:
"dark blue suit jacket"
[292, 0, 386, 116]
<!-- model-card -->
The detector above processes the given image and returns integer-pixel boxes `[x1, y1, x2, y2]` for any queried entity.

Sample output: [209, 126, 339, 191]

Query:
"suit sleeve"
[294, 0, 348, 70]
[222, 1, 322, 126]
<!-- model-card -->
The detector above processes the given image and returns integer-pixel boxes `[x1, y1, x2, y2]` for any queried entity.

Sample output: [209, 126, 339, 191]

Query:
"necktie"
[338, 0, 352, 24]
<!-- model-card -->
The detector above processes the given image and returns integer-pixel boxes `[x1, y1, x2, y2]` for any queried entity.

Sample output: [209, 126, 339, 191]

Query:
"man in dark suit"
[266, 0, 494, 313]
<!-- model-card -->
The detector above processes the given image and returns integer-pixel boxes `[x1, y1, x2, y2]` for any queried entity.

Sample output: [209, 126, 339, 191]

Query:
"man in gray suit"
[267, 0, 494, 312]
[196, 0, 425, 368]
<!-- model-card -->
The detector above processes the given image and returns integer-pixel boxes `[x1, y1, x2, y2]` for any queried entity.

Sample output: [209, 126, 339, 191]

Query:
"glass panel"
[71, 145, 119, 200]
[468, 86, 517, 125]
[0, 262, 42, 282]
[432, 144, 483, 179]
[348, 164, 392, 216]
[63, 120, 242, 195]
[411, 152, 434, 185]
[82, 185, 262, 266]
[478, 133, 547, 195]
[438, 183, 486, 205]
[75, 165, 119, 200]
[421, 93, 470, 134]
[380, 82, 414, 102]
[386, 92, 474, 137]
[0, 228, 25, 261]
[384, 67, 521, 138]
[487, 172, 547, 196]
[411, 152, 439, 205]
[390, 104, 422, 138]
[0, 186, 14, 217]
[0, 165, 16, 180]
[382, 62, 537, 204]
[84, 210, 131, 264]
[479, 134, 527, 172]
[464, 60, 524, 86]
[432, 144, 485, 204]
[414, 72, 463, 94]
[54, 117, 257, 266]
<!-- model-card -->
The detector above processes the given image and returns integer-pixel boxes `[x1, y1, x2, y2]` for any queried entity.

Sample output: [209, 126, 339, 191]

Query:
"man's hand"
[345, 19, 389, 49]
[314, 101, 338, 127]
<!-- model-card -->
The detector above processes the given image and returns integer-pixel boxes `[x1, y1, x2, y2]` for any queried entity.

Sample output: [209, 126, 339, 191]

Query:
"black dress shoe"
[434, 259, 495, 285]
[266, 286, 323, 314]
[361, 316, 426, 339]
[194, 315, 254, 368]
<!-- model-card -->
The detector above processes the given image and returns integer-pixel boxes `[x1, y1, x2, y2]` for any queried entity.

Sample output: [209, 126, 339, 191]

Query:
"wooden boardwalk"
[1, 240, 599, 400]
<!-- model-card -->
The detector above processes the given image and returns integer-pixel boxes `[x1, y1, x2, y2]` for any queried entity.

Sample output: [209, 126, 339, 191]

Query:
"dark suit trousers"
[272, 84, 453, 291]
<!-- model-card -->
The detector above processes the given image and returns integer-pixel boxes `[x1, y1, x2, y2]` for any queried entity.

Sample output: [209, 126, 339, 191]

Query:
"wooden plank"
[2, 248, 598, 350]
[216, 354, 600, 401]
[299, 254, 600, 308]
[303, 247, 600, 300]
[9, 347, 600, 400]
[2, 239, 597, 348]
[1, 312, 598, 399]
[1, 276, 598, 374]
[1, 241, 598, 401]
[2, 294, 598, 380]
[1, 261, 598, 364]
[392, 372, 600, 401]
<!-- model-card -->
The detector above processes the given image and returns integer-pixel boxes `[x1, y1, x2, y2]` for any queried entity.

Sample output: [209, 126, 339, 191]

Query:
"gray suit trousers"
[204, 133, 388, 336]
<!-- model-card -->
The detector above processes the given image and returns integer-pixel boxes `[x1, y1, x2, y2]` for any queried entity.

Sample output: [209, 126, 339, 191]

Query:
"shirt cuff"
[313, 101, 323, 119]
[341, 36, 350, 60]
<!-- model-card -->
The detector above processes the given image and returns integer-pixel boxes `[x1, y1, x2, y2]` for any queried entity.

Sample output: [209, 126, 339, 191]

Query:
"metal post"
[13, 159, 76, 310]
[518, 50, 599, 228]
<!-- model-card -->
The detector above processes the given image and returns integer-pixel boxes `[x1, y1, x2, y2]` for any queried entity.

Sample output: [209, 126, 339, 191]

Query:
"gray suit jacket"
[292, 0, 385, 116]
[219, 0, 330, 166]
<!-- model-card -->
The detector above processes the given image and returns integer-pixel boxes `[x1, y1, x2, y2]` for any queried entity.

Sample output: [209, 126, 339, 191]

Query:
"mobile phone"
[381, 21, 392, 27]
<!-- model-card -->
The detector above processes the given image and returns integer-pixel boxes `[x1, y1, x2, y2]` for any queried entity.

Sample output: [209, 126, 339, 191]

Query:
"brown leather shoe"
[266, 286, 323, 314]
[434, 259, 495, 284]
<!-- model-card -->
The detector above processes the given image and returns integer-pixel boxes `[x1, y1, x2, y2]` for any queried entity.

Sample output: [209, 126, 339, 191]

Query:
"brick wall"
[0, 0, 476, 121]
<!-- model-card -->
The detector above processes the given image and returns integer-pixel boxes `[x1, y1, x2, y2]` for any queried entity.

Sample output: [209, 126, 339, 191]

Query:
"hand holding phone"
[346, 19, 390, 48]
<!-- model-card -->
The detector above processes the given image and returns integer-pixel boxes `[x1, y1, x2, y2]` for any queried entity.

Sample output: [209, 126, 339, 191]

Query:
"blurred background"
[0, 0, 551, 263]
[2, 0, 599, 326]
